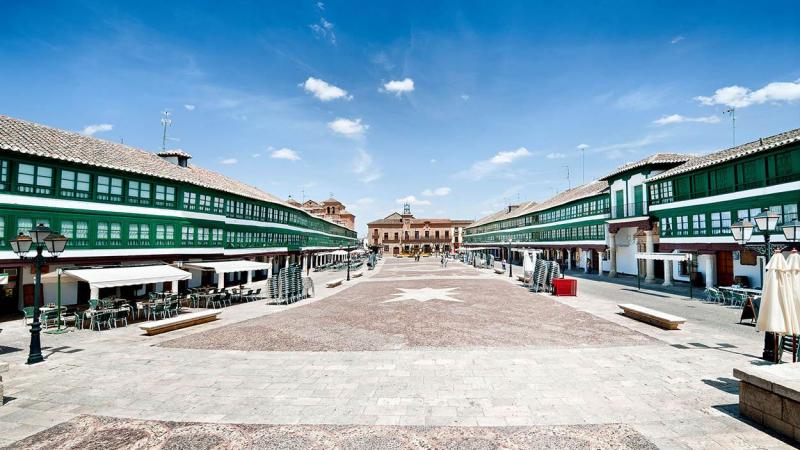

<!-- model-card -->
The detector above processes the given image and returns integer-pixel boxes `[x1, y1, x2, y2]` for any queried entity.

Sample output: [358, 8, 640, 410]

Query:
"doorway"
[716, 251, 734, 286]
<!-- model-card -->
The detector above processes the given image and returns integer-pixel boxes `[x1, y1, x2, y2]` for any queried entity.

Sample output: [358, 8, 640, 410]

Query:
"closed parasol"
[757, 252, 788, 334]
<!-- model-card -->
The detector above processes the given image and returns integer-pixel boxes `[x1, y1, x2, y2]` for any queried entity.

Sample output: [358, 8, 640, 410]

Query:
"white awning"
[635, 252, 692, 261]
[183, 260, 273, 274]
[55, 265, 191, 289]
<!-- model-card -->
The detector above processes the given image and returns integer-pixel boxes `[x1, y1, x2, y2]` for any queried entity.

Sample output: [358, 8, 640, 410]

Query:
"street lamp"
[728, 208, 786, 362]
[10, 224, 69, 364]
[507, 237, 513, 278]
[339, 245, 351, 281]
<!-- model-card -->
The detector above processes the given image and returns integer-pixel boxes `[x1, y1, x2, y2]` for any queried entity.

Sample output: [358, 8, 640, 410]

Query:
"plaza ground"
[0, 257, 795, 449]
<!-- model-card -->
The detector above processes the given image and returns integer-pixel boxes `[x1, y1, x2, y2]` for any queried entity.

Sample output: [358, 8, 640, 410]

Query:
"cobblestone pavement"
[0, 257, 795, 449]
[7, 414, 656, 449]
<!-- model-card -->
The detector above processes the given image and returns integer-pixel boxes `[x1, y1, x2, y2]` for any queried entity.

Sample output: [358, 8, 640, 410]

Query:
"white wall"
[614, 227, 639, 275]
[734, 254, 765, 288]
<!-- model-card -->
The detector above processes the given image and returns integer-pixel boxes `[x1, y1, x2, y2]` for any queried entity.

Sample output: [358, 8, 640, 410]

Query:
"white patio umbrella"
[784, 250, 800, 335]
[757, 252, 788, 334]
[522, 251, 534, 273]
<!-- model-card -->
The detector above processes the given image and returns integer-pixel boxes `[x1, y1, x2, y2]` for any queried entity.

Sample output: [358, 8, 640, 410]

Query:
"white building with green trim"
[0, 115, 357, 312]
[464, 127, 800, 290]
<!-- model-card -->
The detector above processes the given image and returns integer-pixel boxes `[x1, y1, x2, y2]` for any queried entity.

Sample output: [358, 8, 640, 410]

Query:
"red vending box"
[552, 278, 577, 296]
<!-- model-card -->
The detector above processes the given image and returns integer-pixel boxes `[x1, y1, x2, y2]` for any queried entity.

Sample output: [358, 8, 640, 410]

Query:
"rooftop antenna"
[723, 108, 736, 147]
[577, 144, 589, 184]
[160, 110, 172, 151]
[564, 165, 571, 189]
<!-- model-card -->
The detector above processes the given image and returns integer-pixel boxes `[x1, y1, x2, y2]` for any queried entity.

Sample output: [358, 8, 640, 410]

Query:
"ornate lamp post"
[339, 245, 351, 281]
[507, 237, 513, 278]
[729, 208, 785, 362]
[10, 224, 69, 364]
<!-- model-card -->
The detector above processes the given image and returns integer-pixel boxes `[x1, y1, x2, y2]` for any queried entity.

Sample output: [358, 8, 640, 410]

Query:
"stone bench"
[494, 268, 505, 274]
[139, 310, 221, 336]
[618, 303, 686, 330]
[326, 279, 344, 288]
[0, 362, 7, 405]
[734, 365, 800, 443]
[352, 271, 363, 279]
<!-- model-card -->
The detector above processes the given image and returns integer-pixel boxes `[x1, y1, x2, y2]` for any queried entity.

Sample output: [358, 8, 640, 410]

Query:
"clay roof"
[648, 128, 800, 182]
[156, 149, 193, 159]
[367, 212, 471, 226]
[466, 180, 608, 230]
[286, 198, 302, 206]
[600, 153, 692, 181]
[467, 201, 538, 229]
[0, 114, 312, 214]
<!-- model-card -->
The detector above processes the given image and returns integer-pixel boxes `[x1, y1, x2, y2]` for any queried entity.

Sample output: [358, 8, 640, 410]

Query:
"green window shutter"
[674, 176, 690, 200]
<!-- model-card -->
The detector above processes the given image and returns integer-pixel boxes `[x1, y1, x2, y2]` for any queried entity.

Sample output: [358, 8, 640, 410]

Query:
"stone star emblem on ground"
[383, 287, 463, 303]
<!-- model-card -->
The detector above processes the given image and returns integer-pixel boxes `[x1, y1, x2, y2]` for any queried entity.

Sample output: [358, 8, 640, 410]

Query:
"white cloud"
[301, 77, 351, 101]
[670, 35, 685, 44]
[396, 195, 431, 206]
[490, 147, 531, 164]
[270, 148, 301, 161]
[592, 134, 665, 159]
[546, 152, 566, 159]
[695, 81, 800, 108]
[82, 123, 113, 136]
[382, 78, 415, 95]
[309, 17, 336, 44]
[461, 94, 470, 101]
[430, 158, 437, 164]
[613, 87, 668, 111]
[457, 147, 532, 180]
[328, 118, 368, 138]
[653, 114, 720, 126]
[316, 1, 324, 10]
[422, 187, 451, 197]
[183, 104, 195, 111]
[220, 158, 238, 165]
[252, 153, 261, 158]
[353, 148, 381, 183]
[577, 144, 589, 150]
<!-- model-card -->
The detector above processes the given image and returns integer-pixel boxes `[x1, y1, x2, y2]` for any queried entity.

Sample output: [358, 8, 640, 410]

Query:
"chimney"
[157, 149, 192, 167]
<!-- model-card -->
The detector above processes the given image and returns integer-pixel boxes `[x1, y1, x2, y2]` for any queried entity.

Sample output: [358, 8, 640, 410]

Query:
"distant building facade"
[368, 204, 472, 255]
[288, 197, 355, 230]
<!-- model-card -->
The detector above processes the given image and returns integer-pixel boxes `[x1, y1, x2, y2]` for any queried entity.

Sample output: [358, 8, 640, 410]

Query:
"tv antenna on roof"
[723, 108, 736, 147]
[564, 165, 571, 189]
[160, 110, 172, 151]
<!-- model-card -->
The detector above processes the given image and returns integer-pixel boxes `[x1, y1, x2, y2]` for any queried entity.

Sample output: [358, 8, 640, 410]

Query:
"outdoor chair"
[109, 309, 128, 328]
[704, 288, 721, 304]
[88, 299, 100, 310]
[206, 295, 223, 309]
[148, 302, 166, 321]
[73, 310, 87, 330]
[731, 291, 747, 308]
[40, 309, 60, 330]
[22, 307, 34, 325]
[169, 299, 181, 316]
[91, 311, 111, 331]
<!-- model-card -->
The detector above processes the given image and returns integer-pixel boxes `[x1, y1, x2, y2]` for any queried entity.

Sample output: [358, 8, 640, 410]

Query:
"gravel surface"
[8, 415, 658, 450]
[161, 260, 655, 351]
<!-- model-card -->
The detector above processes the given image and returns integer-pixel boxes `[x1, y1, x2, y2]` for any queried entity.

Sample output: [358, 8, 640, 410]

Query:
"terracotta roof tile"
[648, 128, 800, 182]
[600, 153, 693, 180]
[0, 115, 304, 213]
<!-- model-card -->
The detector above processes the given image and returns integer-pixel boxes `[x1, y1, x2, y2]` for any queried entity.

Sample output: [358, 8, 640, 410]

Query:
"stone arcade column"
[644, 230, 656, 283]
[566, 249, 572, 270]
[267, 257, 274, 278]
[663, 260, 673, 286]
[608, 232, 618, 277]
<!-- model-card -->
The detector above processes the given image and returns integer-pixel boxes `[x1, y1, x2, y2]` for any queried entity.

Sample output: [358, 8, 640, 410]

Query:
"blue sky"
[2, 1, 800, 234]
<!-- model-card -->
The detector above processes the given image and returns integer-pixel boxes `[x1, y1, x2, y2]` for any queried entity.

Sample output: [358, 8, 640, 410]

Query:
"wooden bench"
[618, 303, 686, 330]
[351, 271, 363, 278]
[139, 310, 221, 336]
[326, 279, 344, 288]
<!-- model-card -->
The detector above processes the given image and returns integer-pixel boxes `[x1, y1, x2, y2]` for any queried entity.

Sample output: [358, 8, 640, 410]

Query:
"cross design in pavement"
[383, 287, 463, 303]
